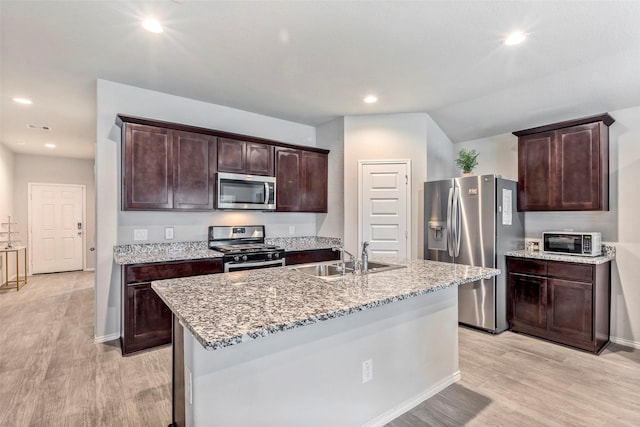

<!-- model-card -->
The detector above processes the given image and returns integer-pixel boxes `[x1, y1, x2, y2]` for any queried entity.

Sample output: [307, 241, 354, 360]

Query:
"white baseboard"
[94, 332, 120, 344]
[362, 370, 462, 427]
[84, 267, 95, 272]
[610, 336, 640, 350]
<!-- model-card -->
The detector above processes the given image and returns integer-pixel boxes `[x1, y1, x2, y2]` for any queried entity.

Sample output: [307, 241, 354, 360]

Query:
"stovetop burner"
[214, 243, 278, 253]
[208, 225, 286, 272]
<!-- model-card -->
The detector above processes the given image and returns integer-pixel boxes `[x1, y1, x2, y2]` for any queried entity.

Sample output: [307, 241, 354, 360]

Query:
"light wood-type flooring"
[1, 271, 639, 426]
[0, 271, 171, 426]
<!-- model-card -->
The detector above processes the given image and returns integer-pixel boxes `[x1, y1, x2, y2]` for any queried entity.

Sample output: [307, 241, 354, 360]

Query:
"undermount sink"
[341, 261, 405, 273]
[293, 264, 353, 278]
[293, 261, 405, 280]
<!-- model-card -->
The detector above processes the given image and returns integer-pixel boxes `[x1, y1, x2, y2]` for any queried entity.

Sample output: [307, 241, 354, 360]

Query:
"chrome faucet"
[332, 246, 359, 274]
[361, 241, 369, 273]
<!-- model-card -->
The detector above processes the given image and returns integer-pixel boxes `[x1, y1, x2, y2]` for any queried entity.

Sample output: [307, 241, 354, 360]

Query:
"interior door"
[30, 183, 84, 274]
[359, 161, 410, 258]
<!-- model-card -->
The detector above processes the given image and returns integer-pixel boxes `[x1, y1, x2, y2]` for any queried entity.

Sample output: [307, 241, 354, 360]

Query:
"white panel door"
[30, 184, 84, 273]
[359, 161, 410, 258]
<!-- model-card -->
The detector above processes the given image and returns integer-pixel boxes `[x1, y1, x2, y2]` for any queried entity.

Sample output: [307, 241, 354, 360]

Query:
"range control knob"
[267, 253, 273, 259]
[242, 255, 248, 261]
[233, 255, 240, 262]
[274, 252, 280, 259]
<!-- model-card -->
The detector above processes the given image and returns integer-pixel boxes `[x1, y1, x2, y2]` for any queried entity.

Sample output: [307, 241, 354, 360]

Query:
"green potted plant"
[456, 148, 479, 176]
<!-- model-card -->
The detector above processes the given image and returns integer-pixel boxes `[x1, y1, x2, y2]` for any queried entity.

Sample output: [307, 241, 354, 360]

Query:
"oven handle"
[224, 258, 285, 273]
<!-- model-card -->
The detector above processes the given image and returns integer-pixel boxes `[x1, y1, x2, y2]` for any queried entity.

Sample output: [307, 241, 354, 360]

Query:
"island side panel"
[172, 315, 185, 427]
[182, 286, 459, 427]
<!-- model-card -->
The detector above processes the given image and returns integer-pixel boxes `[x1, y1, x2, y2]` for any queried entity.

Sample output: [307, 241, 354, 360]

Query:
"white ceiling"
[2, 1, 640, 160]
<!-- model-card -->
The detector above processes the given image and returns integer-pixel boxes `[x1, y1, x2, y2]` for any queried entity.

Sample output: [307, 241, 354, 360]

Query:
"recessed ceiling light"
[13, 97, 33, 105]
[504, 31, 526, 46]
[44, 143, 56, 148]
[364, 95, 378, 104]
[142, 18, 163, 33]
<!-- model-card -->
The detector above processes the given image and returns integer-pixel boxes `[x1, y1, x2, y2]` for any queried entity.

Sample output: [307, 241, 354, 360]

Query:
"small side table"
[0, 246, 27, 291]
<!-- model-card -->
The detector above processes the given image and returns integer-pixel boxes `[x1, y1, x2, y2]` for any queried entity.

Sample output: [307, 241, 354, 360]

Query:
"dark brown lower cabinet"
[285, 248, 341, 266]
[121, 258, 223, 355]
[507, 256, 610, 354]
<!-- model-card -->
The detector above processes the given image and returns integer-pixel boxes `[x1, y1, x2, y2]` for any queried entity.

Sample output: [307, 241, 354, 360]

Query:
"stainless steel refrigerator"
[424, 175, 524, 333]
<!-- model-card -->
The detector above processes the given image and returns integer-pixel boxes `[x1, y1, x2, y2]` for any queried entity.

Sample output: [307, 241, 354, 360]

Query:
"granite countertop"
[113, 241, 221, 265]
[151, 257, 500, 351]
[113, 236, 342, 265]
[505, 244, 615, 265]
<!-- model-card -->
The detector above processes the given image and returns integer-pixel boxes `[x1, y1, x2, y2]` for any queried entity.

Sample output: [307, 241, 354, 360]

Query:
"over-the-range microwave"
[217, 172, 276, 210]
[542, 231, 602, 257]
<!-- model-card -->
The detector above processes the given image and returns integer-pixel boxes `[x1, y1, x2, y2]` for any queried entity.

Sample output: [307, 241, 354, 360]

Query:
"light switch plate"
[133, 229, 148, 241]
[165, 227, 174, 240]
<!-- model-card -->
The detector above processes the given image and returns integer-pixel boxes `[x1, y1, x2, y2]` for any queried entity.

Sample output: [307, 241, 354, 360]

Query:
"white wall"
[344, 113, 430, 259]
[454, 105, 640, 348]
[426, 115, 456, 181]
[95, 80, 319, 341]
[316, 117, 345, 238]
[0, 145, 15, 280]
[455, 133, 518, 181]
[12, 154, 96, 271]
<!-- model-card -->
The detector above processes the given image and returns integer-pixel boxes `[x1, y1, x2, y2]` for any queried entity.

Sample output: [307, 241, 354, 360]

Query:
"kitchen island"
[152, 258, 499, 427]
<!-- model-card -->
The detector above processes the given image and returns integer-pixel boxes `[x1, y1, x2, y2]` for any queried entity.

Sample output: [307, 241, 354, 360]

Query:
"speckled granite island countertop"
[505, 244, 615, 265]
[151, 258, 499, 351]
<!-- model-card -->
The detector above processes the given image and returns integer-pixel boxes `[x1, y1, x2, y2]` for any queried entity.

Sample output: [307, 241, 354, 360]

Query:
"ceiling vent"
[27, 124, 51, 131]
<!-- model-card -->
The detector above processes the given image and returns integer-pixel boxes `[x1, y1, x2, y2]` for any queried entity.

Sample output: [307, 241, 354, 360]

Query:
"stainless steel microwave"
[542, 231, 602, 256]
[217, 172, 276, 210]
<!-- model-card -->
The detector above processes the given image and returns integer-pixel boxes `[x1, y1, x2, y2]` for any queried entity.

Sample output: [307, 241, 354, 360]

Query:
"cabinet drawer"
[547, 261, 593, 282]
[125, 258, 223, 283]
[506, 257, 547, 275]
[285, 248, 340, 266]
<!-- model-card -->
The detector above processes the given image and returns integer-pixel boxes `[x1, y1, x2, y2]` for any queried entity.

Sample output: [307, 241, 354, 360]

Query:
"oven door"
[224, 258, 285, 273]
[543, 233, 582, 255]
[217, 172, 276, 210]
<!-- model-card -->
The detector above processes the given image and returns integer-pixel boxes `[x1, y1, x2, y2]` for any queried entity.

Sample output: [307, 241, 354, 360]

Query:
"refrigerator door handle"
[453, 186, 461, 257]
[446, 187, 454, 257]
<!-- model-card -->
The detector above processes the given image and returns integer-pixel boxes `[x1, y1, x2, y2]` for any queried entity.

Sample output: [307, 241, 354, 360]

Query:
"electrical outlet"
[362, 359, 373, 384]
[133, 229, 148, 241]
[289, 225, 295, 235]
[165, 227, 174, 240]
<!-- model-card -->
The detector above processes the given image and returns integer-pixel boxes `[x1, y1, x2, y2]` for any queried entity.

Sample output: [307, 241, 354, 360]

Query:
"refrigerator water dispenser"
[427, 221, 447, 251]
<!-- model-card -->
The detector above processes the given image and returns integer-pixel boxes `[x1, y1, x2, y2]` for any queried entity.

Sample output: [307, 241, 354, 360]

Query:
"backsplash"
[265, 236, 342, 251]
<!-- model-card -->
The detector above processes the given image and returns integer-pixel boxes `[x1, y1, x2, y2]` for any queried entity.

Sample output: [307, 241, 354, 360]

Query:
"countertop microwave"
[542, 231, 602, 257]
[217, 172, 276, 210]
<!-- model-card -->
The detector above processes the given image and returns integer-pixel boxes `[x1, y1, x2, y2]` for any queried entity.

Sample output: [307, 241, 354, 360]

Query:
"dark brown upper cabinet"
[122, 123, 173, 210]
[217, 138, 274, 176]
[121, 122, 216, 211]
[117, 114, 329, 212]
[514, 113, 614, 211]
[301, 150, 328, 212]
[173, 130, 217, 210]
[275, 148, 328, 213]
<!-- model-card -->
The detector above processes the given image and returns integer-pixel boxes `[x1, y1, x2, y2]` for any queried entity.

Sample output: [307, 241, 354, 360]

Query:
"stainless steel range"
[208, 225, 285, 272]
